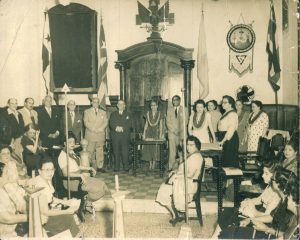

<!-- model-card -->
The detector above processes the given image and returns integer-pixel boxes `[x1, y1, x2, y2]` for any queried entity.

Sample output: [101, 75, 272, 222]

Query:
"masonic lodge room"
[0, 0, 299, 238]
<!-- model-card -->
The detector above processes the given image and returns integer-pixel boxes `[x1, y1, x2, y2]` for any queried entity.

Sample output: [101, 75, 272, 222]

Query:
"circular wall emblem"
[227, 24, 256, 53]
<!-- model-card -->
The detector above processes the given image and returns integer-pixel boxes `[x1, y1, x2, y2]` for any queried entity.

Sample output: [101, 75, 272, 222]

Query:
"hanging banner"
[227, 23, 256, 77]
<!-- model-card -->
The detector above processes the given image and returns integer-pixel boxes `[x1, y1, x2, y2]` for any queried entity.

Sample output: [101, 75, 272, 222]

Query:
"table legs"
[133, 144, 137, 176]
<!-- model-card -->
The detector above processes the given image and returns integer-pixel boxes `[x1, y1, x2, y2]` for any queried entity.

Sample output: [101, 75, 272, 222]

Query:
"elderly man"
[62, 100, 83, 144]
[18, 97, 38, 126]
[109, 100, 132, 172]
[0, 98, 25, 159]
[37, 95, 61, 149]
[84, 97, 108, 172]
[166, 95, 188, 170]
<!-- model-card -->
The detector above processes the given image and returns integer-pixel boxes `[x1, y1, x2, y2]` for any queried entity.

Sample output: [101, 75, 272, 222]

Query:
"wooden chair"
[187, 159, 206, 226]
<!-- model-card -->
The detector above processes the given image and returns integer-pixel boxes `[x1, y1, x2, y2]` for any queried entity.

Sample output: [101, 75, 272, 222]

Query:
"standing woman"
[206, 100, 222, 140]
[235, 100, 250, 153]
[218, 95, 239, 167]
[188, 99, 216, 143]
[246, 100, 269, 152]
[142, 100, 165, 170]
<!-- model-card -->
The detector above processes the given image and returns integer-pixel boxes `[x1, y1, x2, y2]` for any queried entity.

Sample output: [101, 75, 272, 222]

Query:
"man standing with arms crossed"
[84, 97, 108, 173]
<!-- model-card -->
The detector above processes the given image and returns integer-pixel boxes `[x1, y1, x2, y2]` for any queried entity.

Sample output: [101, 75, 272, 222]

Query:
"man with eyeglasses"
[109, 100, 132, 172]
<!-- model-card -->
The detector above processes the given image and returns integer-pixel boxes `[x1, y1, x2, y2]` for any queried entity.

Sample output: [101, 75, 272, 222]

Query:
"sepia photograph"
[0, 0, 299, 238]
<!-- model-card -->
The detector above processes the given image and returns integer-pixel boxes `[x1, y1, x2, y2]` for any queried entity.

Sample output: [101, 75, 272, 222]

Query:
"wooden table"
[132, 139, 167, 177]
[201, 143, 242, 219]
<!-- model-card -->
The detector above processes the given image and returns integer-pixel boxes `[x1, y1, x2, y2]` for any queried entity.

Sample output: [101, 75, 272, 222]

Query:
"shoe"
[97, 168, 106, 173]
[169, 217, 184, 227]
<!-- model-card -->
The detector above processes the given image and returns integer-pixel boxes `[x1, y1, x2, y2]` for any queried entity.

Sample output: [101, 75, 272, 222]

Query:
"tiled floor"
[96, 168, 218, 201]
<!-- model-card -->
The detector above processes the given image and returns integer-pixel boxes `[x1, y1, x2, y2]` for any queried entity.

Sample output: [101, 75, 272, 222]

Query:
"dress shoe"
[169, 217, 184, 227]
[76, 197, 87, 223]
[97, 168, 106, 173]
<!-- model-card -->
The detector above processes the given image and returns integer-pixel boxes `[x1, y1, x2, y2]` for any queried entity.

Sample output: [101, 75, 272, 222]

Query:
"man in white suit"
[84, 97, 108, 172]
[18, 98, 38, 126]
[166, 95, 188, 170]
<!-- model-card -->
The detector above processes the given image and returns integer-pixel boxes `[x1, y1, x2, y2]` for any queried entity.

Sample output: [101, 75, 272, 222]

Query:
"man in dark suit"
[37, 95, 61, 149]
[0, 98, 25, 159]
[109, 100, 132, 172]
[62, 100, 83, 144]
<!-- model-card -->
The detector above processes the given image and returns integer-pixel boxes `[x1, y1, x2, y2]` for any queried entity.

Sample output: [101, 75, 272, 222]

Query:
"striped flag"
[266, 0, 281, 92]
[42, 12, 53, 95]
[97, 16, 108, 109]
[197, 10, 209, 99]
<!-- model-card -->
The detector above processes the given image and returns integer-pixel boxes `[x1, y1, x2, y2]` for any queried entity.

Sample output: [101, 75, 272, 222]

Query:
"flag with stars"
[97, 16, 108, 109]
[42, 12, 54, 94]
[266, 0, 281, 92]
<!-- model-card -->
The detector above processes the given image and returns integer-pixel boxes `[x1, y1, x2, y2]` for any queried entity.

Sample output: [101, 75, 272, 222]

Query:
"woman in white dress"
[188, 99, 216, 143]
[245, 100, 269, 152]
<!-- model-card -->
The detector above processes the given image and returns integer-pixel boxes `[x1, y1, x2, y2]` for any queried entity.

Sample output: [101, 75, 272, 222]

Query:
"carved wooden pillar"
[180, 59, 195, 111]
[115, 62, 130, 101]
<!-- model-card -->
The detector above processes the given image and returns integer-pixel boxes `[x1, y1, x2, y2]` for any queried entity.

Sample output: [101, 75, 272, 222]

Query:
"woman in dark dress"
[142, 100, 165, 170]
[21, 124, 45, 176]
[217, 95, 239, 167]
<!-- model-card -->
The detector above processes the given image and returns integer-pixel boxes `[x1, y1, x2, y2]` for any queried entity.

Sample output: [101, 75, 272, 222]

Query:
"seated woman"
[21, 124, 46, 176]
[212, 160, 280, 238]
[0, 162, 28, 237]
[58, 134, 110, 202]
[156, 136, 204, 226]
[280, 141, 298, 175]
[0, 145, 27, 179]
[215, 167, 298, 239]
[188, 99, 216, 143]
[34, 157, 80, 237]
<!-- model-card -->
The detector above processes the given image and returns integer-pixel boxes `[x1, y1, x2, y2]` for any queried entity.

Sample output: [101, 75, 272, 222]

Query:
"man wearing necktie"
[109, 100, 132, 172]
[62, 100, 83, 144]
[18, 97, 38, 127]
[0, 98, 25, 159]
[84, 97, 108, 173]
[166, 95, 188, 170]
[37, 95, 61, 150]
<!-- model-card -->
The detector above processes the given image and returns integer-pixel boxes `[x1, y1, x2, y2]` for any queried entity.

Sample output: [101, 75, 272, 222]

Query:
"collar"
[7, 108, 17, 115]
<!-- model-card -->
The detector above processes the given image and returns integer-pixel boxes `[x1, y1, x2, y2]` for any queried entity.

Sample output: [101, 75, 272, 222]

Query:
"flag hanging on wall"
[197, 10, 209, 99]
[42, 12, 54, 95]
[97, 15, 108, 109]
[266, 0, 281, 92]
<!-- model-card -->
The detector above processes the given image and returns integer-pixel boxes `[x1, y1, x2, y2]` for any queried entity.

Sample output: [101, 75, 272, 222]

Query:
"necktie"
[94, 108, 98, 115]
[119, 111, 123, 115]
[47, 108, 51, 117]
[175, 107, 178, 118]
[30, 111, 36, 125]
[70, 112, 74, 125]
[13, 111, 19, 123]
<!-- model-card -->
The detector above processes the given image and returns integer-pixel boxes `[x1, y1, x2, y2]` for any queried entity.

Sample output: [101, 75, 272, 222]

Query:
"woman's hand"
[240, 218, 250, 227]
[90, 167, 96, 177]
[252, 220, 269, 232]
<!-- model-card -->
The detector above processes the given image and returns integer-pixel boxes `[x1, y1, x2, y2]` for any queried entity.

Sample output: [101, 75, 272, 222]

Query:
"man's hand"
[240, 218, 250, 227]
[90, 167, 96, 177]
[252, 220, 269, 232]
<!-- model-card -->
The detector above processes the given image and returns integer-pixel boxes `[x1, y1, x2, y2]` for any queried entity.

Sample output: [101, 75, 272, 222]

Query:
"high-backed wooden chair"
[188, 158, 206, 226]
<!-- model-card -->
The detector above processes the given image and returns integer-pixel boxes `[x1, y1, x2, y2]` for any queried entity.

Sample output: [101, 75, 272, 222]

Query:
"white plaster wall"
[0, 0, 297, 106]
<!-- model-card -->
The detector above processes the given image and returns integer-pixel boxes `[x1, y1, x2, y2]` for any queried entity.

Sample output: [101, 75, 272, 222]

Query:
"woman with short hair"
[245, 100, 269, 152]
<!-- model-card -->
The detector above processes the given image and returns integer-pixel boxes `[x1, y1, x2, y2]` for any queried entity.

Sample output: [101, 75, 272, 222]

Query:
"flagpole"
[62, 84, 71, 199]
[181, 88, 189, 224]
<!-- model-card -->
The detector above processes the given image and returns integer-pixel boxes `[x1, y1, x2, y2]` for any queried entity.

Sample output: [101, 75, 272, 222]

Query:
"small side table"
[132, 139, 167, 177]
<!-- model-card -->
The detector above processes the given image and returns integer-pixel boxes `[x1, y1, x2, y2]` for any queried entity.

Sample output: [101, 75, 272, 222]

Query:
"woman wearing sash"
[218, 95, 239, 167]
[142, 100, 165, 170]
[245, 100, 269, 152]
[235, 100, 250, 153]
[188, 99, 216, 144]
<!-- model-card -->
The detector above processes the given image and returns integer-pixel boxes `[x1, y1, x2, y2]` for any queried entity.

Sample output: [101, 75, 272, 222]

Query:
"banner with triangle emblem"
[227, 22, 255, 77]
